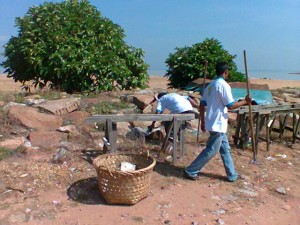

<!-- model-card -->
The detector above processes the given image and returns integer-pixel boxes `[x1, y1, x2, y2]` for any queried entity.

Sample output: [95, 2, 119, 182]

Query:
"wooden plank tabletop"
[86, 113, 195, 124]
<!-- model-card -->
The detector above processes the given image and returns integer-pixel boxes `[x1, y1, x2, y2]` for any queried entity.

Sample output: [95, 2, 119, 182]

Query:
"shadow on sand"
[67, 177, 107, 205]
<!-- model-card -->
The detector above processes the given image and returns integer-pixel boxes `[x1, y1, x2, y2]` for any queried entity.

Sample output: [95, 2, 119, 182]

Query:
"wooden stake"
[197, 60, 208, 142]
[243, 50, 257, 162]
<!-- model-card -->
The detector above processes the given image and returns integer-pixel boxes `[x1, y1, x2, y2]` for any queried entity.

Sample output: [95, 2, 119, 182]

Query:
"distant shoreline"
[1, 73, 300, 91]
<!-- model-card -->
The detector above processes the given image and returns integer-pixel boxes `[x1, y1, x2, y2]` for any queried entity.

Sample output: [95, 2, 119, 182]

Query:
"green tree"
[1, 0, 149, 93]
[165, 38, 246, 88]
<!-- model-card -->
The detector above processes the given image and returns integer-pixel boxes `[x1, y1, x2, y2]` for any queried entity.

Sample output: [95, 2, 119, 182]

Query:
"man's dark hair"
[216, 62, 228, 75]
[157, 92, 167, 99]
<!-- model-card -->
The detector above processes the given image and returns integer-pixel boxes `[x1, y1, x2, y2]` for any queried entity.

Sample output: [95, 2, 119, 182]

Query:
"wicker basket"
[93, 153, 156, 205]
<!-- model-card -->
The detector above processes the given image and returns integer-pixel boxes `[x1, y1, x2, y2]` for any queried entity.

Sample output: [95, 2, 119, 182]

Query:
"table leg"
[105, 119, 117, 153]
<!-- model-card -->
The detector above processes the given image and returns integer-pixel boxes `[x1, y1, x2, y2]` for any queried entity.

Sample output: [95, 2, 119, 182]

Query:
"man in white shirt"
[184, 62, 251, 182]
[148, 92, 199, 133]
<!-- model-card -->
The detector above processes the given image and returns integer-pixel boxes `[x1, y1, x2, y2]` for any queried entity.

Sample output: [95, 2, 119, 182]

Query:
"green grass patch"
[37, 91, 62, 100]
[0, 147, 13, 161]
[0, 92, 25, 103]
[0, 146, 26, 161]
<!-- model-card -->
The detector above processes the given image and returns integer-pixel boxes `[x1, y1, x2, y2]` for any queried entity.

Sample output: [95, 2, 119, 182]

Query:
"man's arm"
[227, 95, 252, 110]
[188, 96, 200, 109]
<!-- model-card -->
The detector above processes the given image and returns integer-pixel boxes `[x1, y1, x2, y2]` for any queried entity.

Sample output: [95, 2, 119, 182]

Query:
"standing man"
[148, 92, 199, 133]
[184, 62, 252, 182]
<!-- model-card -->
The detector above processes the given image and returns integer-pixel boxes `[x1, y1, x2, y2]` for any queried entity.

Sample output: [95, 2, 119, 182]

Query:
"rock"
[38, 98, 80, 115]
[9, 213, 26, 223]
[214, 209, 226, 215]
[52, 148, 70, 163]
[146, 130, 164, 141]
[3, 102, 27, 112]
[132, 94, 155, 110]
[165, 155, 173, 163]
[24, 97, 46, 106]
[211, 195, 221, 200]
[117, 121, 131, 134]
[0, 137, 26, 150]
[59, 141, 85, 152]
[29, 131, 68, 149]
[129, 121, 152, 128]
[125, 127, 146, 143]
[238, 188, 258, 197]
[62, 111, 91, 125]
[8, 105, 63, 131]
[216, 219, 225, 225]
[164, 220, 171, 225]
[276, 187, 287, 195]
[120, 94, 134, 103]
[135, 90, 154, 95]
[239, 174, 251, 181]
[143, 104, 154, 114]
[281, 204, 291, 210]
[57, 125, 79, 135]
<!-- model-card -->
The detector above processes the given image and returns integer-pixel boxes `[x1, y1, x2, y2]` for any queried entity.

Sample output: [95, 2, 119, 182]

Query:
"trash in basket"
[120, 161, 136, 172]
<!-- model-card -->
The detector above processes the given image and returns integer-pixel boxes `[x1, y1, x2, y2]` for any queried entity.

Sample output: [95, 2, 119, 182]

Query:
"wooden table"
[86, 113, 195, 163]
[232, 103, 300, 154]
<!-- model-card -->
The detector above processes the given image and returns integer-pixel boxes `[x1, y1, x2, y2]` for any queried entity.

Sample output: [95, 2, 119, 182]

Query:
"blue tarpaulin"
[184, 80, 274, 105]
[231, 88, 274, 105]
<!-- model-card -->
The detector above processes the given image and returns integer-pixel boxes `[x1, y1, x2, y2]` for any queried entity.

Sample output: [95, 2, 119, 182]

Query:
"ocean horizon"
[1, 68, 299, 81]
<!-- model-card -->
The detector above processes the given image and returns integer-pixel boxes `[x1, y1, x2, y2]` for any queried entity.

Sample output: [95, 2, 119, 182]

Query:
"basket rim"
[93, 152, 156, 173]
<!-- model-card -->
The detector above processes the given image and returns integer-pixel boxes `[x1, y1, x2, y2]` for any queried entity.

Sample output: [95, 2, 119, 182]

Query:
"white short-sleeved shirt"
[201, 76, 234, 133]
[156, 93, 193, 114]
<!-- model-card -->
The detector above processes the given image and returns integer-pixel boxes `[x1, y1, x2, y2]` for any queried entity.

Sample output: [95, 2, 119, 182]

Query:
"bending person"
[148, 92, 199, 134]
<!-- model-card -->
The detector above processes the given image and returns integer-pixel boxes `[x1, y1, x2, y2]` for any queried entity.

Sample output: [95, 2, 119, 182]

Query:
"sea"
[1, 68, 300, 81]
[148, 69, 300, 81]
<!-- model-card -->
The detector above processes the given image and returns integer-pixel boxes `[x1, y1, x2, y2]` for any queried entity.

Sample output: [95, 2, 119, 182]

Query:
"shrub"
[1, 0, 149, 93]
[165, 38, 246, 88]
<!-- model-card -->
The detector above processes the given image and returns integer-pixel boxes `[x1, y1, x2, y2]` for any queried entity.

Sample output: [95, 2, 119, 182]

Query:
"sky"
[0, 0, 299, 78]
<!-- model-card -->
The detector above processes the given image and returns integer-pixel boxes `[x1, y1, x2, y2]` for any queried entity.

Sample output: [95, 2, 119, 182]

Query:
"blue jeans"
[185, 131, 238, 182]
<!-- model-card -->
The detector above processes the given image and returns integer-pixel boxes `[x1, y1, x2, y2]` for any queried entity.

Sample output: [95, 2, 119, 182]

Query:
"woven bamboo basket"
[93, 153, 156, 205]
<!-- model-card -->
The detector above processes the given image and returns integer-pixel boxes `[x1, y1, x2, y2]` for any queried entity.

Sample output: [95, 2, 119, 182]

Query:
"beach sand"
[1, 73, 300, 92]
[147, 76, 300, 90]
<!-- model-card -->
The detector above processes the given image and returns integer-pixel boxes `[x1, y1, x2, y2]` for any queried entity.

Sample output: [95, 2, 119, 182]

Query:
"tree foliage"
[165, 38, 246, 88]
[1, 0, 149, 93]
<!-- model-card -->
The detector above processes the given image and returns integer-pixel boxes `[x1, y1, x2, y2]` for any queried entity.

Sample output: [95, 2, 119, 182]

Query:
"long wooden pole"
[197, 60, 208, 142]
[243, 50, 257, 162]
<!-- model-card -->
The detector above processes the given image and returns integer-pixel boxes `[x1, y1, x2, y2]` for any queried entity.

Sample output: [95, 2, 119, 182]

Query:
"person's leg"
[185, 131, 222, 178]
[163, 121, 173, 140]
[181, 110, 194, 130]
[219, 134, 238, 182]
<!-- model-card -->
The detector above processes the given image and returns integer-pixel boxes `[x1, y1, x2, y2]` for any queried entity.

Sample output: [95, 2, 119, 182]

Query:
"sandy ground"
[147, 75, 300, 90]
[1, 74, 300, 92]
[0, 73, 300, 225]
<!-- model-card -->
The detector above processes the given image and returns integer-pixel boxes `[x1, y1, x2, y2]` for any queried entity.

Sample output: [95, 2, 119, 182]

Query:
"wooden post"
[180, 121, 185, 158]
[266, 114, 270, 152]
[243, 50, 257, 162]
[197, 60, 208, 142]
[293, 113, 300, 143]
[173, 117, 178, 164]
[105, 119, 117, 153]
